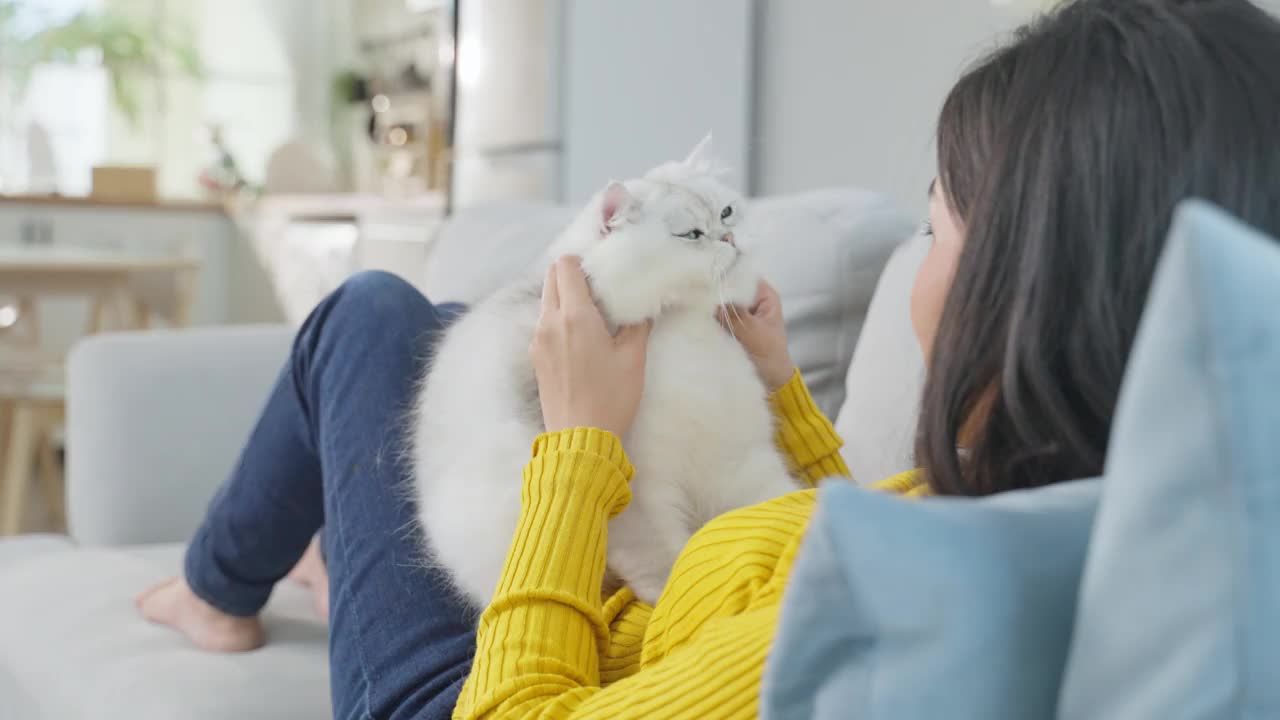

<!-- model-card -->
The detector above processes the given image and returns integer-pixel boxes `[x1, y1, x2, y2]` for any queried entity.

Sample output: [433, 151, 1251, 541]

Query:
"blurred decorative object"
[231, 193, 444, 324]
[0, 303, 19, 329]
[90, 165, 157, 204]
[24, 122, 57, 194]
[196, 124, 249, 200]
[333, 69, 372, 107]
[329, 69, 372, 192]
[345, 1, 452, 197]
[263, 141, 339, 196]
[276, 220, 360, 322]
[0, 0, 203, 129]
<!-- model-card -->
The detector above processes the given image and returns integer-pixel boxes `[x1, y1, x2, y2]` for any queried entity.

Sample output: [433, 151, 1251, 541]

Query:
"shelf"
[0, 194, 226, 215]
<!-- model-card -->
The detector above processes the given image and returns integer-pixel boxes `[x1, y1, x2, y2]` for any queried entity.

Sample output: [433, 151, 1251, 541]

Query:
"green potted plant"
[0, 1, 202, 128]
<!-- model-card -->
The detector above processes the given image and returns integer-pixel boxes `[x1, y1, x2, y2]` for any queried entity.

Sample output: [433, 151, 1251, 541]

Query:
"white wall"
[563, 0, 755, 203]
[755, 0, 1280, 212]
[754, 0, 1026, 212]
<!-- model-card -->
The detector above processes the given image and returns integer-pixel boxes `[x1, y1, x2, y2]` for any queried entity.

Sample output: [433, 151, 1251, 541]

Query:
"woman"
[136, 0, 1280, 717]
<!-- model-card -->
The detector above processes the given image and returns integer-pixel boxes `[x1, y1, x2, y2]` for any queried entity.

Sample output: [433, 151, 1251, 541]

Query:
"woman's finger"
[717, 305, 746, 330]
[541, 262, 560, 313]
[753, 281, 771, 306]
[752, 281, 780, 316]
[555, 256, 594, 310]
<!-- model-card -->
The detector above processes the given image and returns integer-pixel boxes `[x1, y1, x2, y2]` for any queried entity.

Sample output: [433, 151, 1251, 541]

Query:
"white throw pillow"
[834, 233, 929, 484]
[738, 189, 915, 416]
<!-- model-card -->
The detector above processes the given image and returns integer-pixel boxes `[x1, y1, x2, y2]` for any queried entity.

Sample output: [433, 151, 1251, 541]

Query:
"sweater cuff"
[768, 368, 809, 414]
[769, 370, 846, 473]
[531, 427, 635, 481]
[495, 428, 634, 598]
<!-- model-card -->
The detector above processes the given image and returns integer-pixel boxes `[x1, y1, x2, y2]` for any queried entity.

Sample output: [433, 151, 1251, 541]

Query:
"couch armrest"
[66, 325, 293, 546]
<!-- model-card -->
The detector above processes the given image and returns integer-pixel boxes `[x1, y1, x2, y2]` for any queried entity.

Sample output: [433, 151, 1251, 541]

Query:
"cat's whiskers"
[727, 296, 747, 327]
[720, 263, 748, 326]
[713, 265, 740, 343]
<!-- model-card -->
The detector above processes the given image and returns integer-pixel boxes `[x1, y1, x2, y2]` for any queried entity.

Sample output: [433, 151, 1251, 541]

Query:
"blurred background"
[0, 0, 1063, 213]
[5, 0, 1274, 536]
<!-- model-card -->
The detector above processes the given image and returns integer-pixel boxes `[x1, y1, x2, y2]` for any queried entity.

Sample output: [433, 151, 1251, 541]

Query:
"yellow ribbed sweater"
[454, 371, 925, 720]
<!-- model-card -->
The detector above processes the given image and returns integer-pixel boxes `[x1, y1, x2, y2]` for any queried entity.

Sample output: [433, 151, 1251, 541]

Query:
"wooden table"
[0, 252, 202, 331]
[0, 251, 202, 534]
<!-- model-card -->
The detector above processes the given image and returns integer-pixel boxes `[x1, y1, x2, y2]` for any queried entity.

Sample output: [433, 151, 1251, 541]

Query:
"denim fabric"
[1059, 202, 1280, 719]
[185, 271, 473, 720]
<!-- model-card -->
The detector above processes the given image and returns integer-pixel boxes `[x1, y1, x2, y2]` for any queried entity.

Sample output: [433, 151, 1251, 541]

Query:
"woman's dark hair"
[920, 0, 1280, 496]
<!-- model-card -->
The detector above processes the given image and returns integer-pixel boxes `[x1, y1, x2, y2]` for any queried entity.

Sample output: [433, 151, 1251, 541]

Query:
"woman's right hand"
[717, 280, 796, 392]
[530, 256, 652, 440]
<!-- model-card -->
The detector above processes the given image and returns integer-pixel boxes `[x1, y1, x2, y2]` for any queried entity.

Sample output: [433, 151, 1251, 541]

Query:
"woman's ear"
[601, 181, 634, 234]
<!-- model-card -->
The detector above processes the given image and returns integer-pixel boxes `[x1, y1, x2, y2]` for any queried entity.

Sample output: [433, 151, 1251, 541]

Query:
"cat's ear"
[600, 181, 634, 235]
[683, 133, 714, 173]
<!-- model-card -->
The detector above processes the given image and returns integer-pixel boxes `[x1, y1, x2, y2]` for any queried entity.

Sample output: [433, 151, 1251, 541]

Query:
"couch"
[0, 189, 922, 719]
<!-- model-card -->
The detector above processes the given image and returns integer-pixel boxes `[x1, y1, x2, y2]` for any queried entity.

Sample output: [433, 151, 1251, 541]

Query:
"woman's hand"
[531, 256, 652, 439]
[717, 280, 796, 392]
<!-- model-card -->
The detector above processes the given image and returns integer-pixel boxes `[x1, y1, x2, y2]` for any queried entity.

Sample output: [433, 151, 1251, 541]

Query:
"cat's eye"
[721, 206, 733, 221]
[677, 229, 706, 240]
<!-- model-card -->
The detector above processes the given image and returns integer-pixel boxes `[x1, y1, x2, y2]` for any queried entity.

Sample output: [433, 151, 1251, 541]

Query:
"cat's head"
[549, 137, 760, 325]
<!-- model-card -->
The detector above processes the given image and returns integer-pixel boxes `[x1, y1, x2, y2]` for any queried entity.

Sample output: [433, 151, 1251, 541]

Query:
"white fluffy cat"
[412, 141, 799, 607]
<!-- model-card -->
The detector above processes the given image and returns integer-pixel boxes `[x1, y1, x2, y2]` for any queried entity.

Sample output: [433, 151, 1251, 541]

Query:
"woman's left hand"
[717, 280, 796, 392]
[530, 256, 652, 439]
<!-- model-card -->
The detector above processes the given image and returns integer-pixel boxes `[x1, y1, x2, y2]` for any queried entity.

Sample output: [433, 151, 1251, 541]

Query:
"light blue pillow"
[1058, 201, 1280, 719]
[761, 477, 1100, 720]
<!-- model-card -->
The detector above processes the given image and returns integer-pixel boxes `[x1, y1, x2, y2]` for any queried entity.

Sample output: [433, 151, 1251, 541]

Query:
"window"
[0, 0, 305, 198]
[0, 0, 106, 195]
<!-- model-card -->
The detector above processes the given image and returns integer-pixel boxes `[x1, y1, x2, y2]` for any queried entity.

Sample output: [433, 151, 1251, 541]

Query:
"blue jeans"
[184, 271, 474, 719]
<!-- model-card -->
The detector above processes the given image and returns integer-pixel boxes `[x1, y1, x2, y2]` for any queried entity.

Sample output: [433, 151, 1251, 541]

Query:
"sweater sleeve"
[454, 428, 651, 719]
[769, 369, 853, 485]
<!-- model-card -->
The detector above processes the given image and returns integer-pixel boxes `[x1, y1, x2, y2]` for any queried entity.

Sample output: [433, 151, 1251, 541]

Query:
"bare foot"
[287, 536, 330, 623]
[135, 577, 265, 652]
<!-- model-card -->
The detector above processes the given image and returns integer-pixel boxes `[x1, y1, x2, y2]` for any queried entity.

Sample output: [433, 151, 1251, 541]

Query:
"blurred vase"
[26, 122, 59, 194]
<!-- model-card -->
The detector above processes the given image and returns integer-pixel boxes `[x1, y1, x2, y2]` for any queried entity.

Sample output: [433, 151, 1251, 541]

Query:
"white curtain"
[261, 0, 347, 151]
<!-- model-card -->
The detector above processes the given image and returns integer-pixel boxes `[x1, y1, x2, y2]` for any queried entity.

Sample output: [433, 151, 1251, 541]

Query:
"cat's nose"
[721, 232, 736, 247]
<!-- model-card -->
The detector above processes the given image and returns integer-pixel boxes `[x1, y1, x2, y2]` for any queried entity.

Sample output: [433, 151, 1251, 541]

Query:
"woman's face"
[910, 180, 966, 361]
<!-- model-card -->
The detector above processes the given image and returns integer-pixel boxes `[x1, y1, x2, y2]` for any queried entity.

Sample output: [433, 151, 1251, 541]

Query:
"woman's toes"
[136, 576, 265, 652]
[311, 575, 330, 624]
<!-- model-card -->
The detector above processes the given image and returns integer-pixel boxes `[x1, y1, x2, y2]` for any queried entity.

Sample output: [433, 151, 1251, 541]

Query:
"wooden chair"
[0, 253, 200, 535]
[0, 305, 65, 535]
[0, 388, 66, 535]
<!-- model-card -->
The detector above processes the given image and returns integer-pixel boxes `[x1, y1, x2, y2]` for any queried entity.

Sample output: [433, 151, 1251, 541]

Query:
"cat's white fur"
[412, 140, 798, 606]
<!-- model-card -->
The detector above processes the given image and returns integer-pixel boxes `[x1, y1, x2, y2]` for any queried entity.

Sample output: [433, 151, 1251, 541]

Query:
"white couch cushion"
[66, 326, 294, 546]
[835, 233, 929, 484]
[422, 201, 574, 305]
[0, 534, 71, 571]
[423, 189, 915, 417]
[0, 543, 328, 720]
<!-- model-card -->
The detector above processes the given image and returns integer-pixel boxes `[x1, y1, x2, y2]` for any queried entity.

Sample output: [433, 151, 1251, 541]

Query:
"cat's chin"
[719, 257, 763, 308]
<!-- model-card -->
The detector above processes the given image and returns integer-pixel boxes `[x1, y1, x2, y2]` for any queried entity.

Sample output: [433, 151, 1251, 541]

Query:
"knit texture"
[455, 371, 923, 719]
